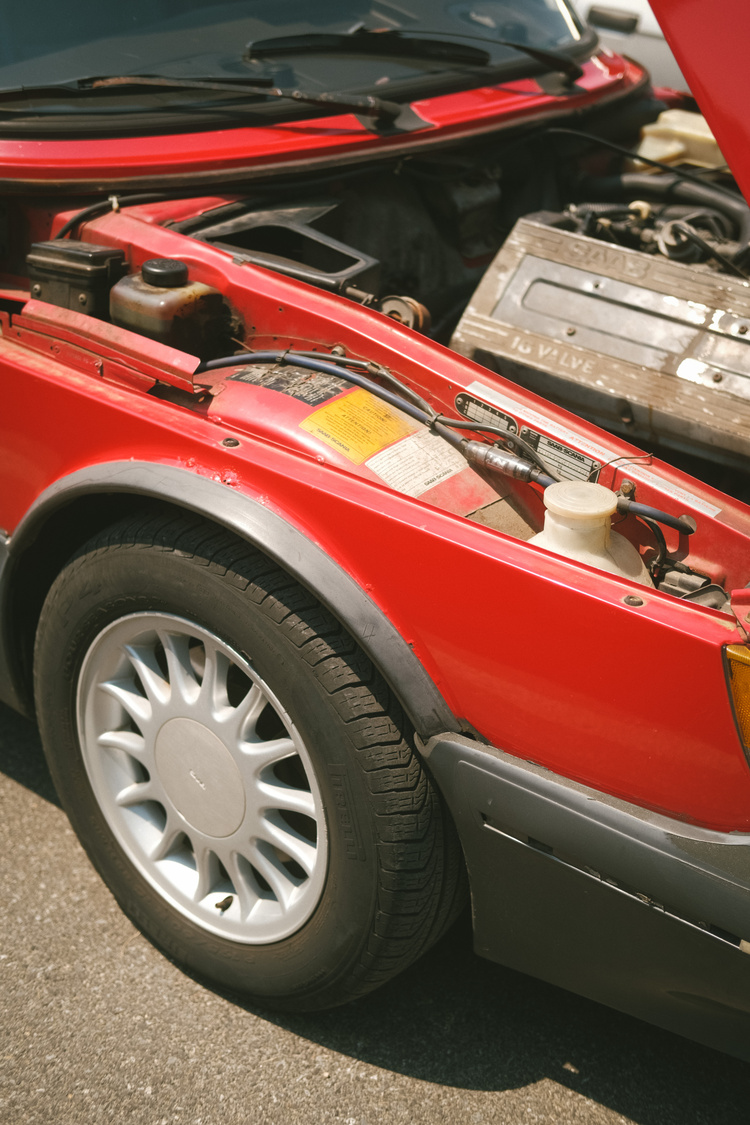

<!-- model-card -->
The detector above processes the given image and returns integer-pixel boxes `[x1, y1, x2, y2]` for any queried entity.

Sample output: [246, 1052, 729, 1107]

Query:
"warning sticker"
[300, 388, 418, 463]
[230, 364, 347, 406]
[466, 379, 617, 464]
[367, 430, 466, 497]
[625, 467, 722, 518]
[521, 428, 601, 482]
[455, 392, 518, 435]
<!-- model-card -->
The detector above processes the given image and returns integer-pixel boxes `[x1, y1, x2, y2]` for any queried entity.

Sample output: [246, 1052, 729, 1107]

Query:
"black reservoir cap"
[142, 258, 189, 287]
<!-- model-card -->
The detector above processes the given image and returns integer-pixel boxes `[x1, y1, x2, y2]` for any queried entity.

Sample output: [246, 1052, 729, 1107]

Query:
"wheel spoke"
[259, 781, 316, 819]
[159, 630, 201, 706]
[247, 840, 301, 908]
[223, 852, 262, 919]
[199, 644, 231, 717]
[258, 814, 318, 878]
[98, 678, 152, 727]
[97, 729, 147, 757]
[149, 814, 184, 863]
[124, 643, 170, 707]
[232, 683, 268, 740]
[239, 736, 297, 776]
[193, 845, 221, 903]
[114, 780, 157, 807]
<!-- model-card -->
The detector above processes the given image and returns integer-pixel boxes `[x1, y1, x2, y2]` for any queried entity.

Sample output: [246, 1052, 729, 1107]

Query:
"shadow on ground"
[3, 700, 748, 1124]
[0, 699, 59, 806]
[255, 916, 750, 1124]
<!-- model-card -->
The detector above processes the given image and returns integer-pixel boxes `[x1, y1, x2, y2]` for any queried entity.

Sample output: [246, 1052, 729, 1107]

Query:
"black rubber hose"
[616, 497, 695, 536]
[197, 350, 465, 450]
[581, 172, 750, 247]
[197, 352, 698, 531]
[531, 471, 556, 488]
[638, 514, 667, 572]
[54, 192, 175, 240]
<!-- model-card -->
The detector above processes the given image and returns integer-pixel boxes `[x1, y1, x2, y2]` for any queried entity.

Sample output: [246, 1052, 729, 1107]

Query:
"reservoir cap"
[142, 258, 189, 288]
[543, 480, 618, 521]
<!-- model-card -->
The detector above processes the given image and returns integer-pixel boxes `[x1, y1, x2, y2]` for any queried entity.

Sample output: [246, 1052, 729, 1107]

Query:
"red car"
[1, 1, 749, 1061]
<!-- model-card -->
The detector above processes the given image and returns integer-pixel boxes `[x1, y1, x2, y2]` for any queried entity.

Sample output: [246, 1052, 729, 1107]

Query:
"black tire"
[33, 510, 465, 1009]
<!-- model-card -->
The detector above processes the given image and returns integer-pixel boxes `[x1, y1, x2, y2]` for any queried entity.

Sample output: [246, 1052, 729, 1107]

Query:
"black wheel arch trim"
[0, 461, 460, 738]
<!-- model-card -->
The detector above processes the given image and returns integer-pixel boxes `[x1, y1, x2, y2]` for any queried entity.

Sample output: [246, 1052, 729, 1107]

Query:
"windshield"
[0, 1, 587, 130]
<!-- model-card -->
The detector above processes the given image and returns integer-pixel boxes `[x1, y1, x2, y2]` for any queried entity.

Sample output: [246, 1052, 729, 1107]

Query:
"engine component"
[109, 258, 229, 359]
[417, 173, 502, 258]
[636, 110, 727, 171]
[377, 294, 432, 331]
[657, 567, 729, 609]
[528, 480, 653, 586]
[184, 201, 382, 301]
[451, 217, 750, 471]
[581, 172, 750, 249]
[26, 240, 126, 318]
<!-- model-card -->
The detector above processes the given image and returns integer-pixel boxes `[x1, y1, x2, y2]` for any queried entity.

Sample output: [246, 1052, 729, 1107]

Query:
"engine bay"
[9, 95, 750, 620]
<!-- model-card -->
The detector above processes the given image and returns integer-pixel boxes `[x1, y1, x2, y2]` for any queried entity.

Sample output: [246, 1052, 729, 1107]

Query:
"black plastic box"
[26, 240, 127, 318]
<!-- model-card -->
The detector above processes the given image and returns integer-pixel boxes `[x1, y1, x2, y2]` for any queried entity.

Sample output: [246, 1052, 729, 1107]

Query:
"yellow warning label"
[299, 388, 418, 463]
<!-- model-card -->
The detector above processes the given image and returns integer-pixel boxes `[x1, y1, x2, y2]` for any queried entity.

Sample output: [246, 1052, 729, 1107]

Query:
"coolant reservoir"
[636, 109, 726, 170]
[109, 257, 226, 358]
[529, 481, 653, 587]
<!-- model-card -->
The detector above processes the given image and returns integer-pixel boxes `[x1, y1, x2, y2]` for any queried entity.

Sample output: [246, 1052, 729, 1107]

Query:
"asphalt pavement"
[2, 700, 749, 1125]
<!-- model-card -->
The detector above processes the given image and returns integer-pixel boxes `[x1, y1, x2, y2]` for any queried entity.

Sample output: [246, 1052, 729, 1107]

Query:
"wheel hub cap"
[155, 717, 245, 837]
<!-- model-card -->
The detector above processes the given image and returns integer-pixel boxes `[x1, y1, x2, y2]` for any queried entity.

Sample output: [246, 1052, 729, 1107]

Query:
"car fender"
[0, 460, 460, 740]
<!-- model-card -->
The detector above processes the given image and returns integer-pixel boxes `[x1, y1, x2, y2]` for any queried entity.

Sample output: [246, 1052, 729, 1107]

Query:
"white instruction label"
[466, 379, 617, 464]
[521, 429, 600, 482]
[626, 468, 722, 518]
[367, 430, 466, 497]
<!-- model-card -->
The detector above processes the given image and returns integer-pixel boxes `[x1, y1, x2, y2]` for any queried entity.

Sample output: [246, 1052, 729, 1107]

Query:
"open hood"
[650, 0, 750, 201]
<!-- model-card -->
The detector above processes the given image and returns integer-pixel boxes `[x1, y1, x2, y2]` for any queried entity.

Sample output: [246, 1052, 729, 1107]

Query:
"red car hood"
[650, 0, 750, 200]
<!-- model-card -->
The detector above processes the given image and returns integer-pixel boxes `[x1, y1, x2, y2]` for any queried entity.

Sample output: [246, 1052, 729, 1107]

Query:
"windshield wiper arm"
[87, 74, 417, 128]
[244, 27, 583, 83]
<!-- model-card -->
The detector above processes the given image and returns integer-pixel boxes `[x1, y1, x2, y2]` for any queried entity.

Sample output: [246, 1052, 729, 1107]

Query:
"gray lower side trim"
[0, 461, 458, 737]
[424, 733, 750, 938]
[423, 734, 750, 1060]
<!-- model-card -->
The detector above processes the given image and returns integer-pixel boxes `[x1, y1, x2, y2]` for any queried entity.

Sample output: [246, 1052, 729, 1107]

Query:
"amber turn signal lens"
[725, 644, 750, 754]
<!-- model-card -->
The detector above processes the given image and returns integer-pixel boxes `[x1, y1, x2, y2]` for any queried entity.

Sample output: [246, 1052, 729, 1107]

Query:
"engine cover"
[451, 219, 750, 471]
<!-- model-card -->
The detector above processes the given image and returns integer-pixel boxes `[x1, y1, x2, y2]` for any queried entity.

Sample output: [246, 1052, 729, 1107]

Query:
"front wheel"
[34, 512, 464, 1008]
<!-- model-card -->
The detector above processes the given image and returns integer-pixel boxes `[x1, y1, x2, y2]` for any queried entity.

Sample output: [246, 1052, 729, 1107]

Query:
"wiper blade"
[87, 74, 421, 128]
[245, 29, 491, 67]
[245, 27, 583, 83]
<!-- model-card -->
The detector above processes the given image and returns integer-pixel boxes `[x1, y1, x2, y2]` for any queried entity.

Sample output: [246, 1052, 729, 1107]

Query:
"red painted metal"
[2, 27, 750, 844]
[1, 336, 749, 831]
[2, 204, 750, 831]
[650, 0, 750, 201]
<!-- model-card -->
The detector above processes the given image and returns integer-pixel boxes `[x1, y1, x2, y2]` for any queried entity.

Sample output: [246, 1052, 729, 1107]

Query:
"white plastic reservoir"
[529, 481, 653, 587]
